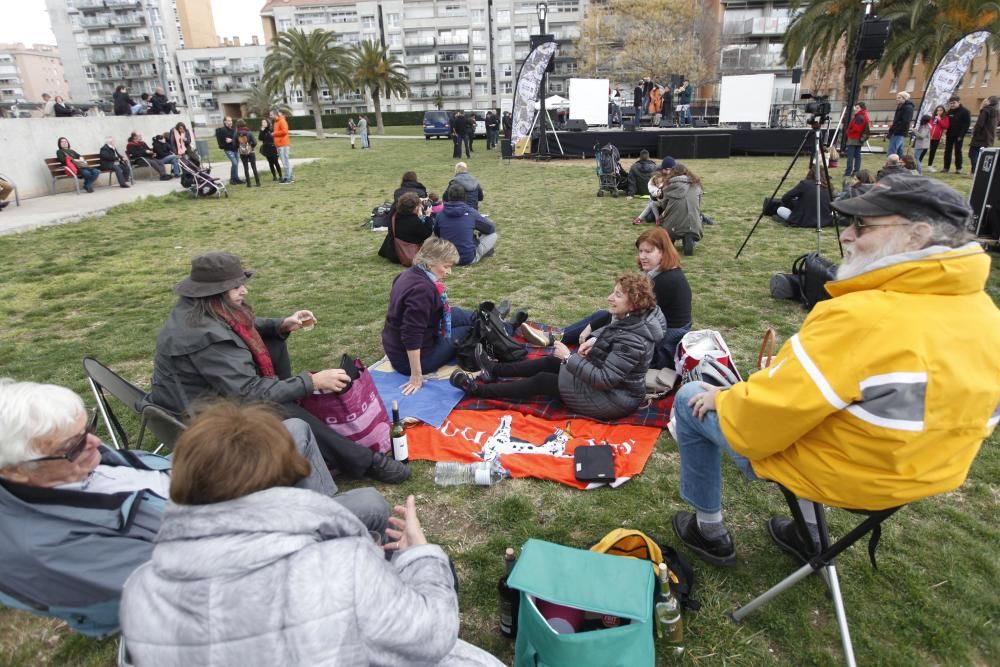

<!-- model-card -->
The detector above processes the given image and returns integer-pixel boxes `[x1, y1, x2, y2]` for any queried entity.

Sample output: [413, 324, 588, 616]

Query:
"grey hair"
[0, 379, 85, 468]
[897, 91, 911, 101]
[413, 236, 460, 270]
[898, 208, 976, 248]
[454, 162, 468, 173]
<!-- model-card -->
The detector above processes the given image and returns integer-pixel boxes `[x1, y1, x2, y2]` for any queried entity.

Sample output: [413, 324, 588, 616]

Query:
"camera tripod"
[735, 121, 844, 259]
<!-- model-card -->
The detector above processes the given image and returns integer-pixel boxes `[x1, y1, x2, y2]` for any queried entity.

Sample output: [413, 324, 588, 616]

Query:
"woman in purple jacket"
[381, 238, 477, 395]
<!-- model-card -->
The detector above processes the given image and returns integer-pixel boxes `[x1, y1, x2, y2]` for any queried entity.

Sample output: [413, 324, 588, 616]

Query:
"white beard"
[836, 231, 912, 281]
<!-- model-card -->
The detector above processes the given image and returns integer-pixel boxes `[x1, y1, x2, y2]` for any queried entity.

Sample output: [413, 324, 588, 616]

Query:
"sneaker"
[159, 174, 173, 181]
[672, 511, 737, 567]
[519, 322, 552, 347]
[510, 310, 529, 329]
[473, 343, 498, 382]
[767, 517, 819, 565]
[926, 166, 937, 173]
[368, 452, 411, 484]
[496, 299, 512, 320]
[449, 369, 477, 393]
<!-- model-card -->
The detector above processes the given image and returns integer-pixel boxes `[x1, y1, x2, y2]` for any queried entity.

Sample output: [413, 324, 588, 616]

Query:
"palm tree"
[351, 40, 410, 134]
[262, 28, 351, 139]
[242, 87, 291, 119]
[433, 93, 445, 110]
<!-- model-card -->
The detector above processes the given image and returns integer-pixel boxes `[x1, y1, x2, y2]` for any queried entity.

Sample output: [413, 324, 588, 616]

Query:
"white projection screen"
[568, 78, 610, 125]
[718, 74, 775, 124]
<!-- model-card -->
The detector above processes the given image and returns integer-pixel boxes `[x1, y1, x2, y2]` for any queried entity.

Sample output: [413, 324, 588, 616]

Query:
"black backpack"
[590, 529, 700, 612]
[454, 301, 526, 371]
[794, 252, 838, 310]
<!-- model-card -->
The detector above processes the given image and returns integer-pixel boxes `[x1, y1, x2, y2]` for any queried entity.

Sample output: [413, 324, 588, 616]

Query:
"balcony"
[120, 49, 154, 62]
[404, 54, 435, 65]
[229, 64, 259, 74]
[76, 0, 106, 12]
[410, 89, 440, 100]
[439, 52, 469, 63]
[720, 49, 787, 71]
[437, 35, 468, 46]
[223, 82, 253, 92]
[105, 0, 141, 8]
[81, 17, 113, 29]
[112, 14, 145, 27]
[724, 16, 790, 37]
[91, 51, 126, 63]
[403, 37, 436, 48]
[195, 66, 227, 76]
[441, 85, 472, 98]
[201, 100, 218, 110]
[115, 34, 149, 44]
[408, 73, 438, 83]
[439, 72, 471, 82]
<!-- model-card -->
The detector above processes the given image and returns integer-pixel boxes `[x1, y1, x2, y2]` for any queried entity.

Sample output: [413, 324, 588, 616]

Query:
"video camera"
[800, 93, 831, 125]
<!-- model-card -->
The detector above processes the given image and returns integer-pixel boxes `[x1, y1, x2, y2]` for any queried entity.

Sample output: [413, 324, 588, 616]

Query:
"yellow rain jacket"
[716, 243, 1000, 510]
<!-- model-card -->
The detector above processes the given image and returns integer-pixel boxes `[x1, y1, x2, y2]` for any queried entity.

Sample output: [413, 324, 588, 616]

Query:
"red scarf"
[213, 304, 276, 378]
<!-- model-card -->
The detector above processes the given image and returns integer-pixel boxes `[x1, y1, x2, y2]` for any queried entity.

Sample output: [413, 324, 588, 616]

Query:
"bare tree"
[577, 0, 718, 86]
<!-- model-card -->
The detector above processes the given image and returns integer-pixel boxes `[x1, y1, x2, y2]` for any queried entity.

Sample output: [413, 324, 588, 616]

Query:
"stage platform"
[526, 126, 829, 160]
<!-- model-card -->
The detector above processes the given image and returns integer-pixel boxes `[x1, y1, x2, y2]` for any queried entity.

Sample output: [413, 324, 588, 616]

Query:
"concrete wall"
[0, 112, 194, 200]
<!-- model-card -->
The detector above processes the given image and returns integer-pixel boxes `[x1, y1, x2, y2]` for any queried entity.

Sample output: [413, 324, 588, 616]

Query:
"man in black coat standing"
[452, 111, 468, 159]
[943, 95, 972, 174]
[632, 82, 644, 130]
[969, 96, 998, 174]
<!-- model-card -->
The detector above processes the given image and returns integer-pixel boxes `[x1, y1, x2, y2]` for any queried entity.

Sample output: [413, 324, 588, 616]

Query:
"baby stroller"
[594, 143, 627, 197]
[178, 157, 228, 199]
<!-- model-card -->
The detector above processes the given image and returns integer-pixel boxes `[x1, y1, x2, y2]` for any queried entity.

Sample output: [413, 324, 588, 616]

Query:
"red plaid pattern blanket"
[457, 321, 675, 428]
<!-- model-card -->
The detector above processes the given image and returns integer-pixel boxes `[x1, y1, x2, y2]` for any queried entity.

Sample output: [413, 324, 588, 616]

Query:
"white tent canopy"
[545, 95, 570, 109]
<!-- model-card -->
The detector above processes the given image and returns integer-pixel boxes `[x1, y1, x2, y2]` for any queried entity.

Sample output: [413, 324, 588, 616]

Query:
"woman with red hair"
[451, 273, 666, 420]
[562, 227, 692, 368]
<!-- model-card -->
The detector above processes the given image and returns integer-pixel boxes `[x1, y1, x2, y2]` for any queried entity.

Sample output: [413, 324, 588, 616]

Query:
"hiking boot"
[496, 299, 512, 319]
[510, 310, 529, 329]
[449, 369, 478, 394]
[368, 452, 411, 484]
[519, 322, 551, 347]
[672, 511, 737, 567]
[474, 343, 498, 382]
[767, 517, 819, 565]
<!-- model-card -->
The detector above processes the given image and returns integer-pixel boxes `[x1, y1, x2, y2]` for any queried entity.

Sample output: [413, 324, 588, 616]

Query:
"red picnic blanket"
[406, 409, 661, 489]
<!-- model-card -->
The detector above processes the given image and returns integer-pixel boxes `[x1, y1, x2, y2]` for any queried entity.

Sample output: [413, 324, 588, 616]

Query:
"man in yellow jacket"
[672, 174, 1000, 567]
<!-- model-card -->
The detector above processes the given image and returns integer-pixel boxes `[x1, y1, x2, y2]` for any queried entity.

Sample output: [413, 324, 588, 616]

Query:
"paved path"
[289, 130, 424, 140]
[0, 158, 319, 236]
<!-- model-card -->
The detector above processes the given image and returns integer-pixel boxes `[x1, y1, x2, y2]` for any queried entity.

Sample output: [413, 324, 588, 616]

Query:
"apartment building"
[175, 40, 268, 126]
[0, 43, 69, 105]
[259, 0, 585, 114]
[45, 0, 216, 105]
[719, 0, 799, 104]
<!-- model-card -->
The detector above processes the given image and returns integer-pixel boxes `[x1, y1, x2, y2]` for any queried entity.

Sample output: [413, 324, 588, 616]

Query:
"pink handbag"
[298, 359, 391, 454]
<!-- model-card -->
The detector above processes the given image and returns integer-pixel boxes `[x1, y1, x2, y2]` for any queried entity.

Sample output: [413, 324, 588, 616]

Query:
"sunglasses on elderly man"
[26, 409, 98, 464]
[847, 218, 913, 236]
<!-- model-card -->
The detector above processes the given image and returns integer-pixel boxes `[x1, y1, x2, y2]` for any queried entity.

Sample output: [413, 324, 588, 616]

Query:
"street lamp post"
[536, 2, 549, 157]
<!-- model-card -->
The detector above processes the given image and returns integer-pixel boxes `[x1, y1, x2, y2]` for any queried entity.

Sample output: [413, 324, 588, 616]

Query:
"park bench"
[44, 153, 134, 194]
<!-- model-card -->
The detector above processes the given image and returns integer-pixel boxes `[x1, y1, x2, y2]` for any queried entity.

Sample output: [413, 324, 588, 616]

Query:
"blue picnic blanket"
[370, 367, 464, 429]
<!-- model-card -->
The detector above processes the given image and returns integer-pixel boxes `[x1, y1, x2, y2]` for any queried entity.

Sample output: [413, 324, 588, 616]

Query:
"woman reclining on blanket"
[449, 273, 666, 421]
[561, 227, 691, 369]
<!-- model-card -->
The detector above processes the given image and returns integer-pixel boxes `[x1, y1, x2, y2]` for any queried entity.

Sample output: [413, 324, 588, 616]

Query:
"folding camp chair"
[136, 403, 186, 454]
[82, 357, 146, 450]
[731, 485, 904, 667]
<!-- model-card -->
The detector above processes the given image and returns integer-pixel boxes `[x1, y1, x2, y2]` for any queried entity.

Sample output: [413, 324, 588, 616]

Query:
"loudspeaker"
[857, 19, 891, 60]
[657, 134, 730, 160]
[792, 67, 802, 84]
[529, 34, 556, 73]
[659, 117, 675, 128]
[501, 139, 513, 158]
[737, 122, 751, 131]
[970, 147, 1000, 239]
[565, 118, 588, 132]
[692, 118, 708, 128]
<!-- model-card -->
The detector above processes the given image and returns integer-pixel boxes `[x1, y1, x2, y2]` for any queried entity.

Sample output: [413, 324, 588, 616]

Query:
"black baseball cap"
[831, 174, 971, 228]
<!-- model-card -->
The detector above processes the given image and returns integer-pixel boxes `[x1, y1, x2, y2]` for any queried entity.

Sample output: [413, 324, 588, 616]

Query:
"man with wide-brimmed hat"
[149, 251, 410, 484]
[670, 174, 1000, 567]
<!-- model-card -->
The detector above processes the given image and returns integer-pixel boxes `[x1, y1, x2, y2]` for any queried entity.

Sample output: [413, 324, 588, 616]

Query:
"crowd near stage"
[525, 126, 829, 160]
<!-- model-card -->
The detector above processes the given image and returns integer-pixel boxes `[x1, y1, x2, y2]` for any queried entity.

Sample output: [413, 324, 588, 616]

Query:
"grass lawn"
[1, 129, 997, 667]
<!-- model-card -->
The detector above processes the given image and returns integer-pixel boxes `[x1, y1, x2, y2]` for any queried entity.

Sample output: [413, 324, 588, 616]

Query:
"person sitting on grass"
[0, 381, 385, 637]
[378, 192, 434, 264]
[774, 167, 833, 229]
[393, 170, 428, 208]
[56, 136, 100, 193]
[659, 163, 704, 256]
[148, 252, 410, 484]
[633, 157, 675, 225]
[563, 227, 692, 369]
[434, 183, 498, 265]
[876, 154, 908, 181]
[120, 402, 503, 667]
[669, 175, 1000, 568]
[451, 272, 666, 421]
[835, 169, 873, 202]
[627, 149, 659, 197]
[446, 162, 484, 210]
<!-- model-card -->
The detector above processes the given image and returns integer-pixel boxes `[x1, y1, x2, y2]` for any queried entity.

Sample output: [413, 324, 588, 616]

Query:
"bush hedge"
[286, 110, 428, 130]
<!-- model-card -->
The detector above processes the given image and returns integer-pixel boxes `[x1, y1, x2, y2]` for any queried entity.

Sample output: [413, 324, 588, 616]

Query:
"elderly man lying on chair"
[0, 379, 388, 636]
[671, 174, 1000, 566]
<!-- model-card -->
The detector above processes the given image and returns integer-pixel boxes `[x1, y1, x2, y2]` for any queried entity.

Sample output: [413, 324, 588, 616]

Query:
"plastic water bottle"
[435, 459, 510, 486]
